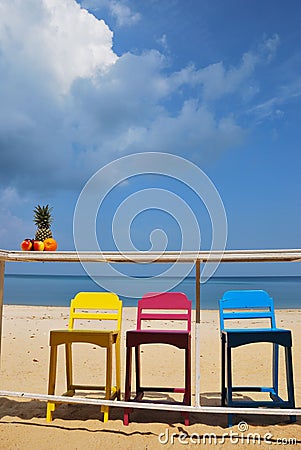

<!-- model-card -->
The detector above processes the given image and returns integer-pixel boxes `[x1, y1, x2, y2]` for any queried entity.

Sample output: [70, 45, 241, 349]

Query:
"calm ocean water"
[3, 274, 301, 309]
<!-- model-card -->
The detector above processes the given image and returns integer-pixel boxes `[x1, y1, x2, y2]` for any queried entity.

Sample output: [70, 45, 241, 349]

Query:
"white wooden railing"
[0, 248, 301, 419]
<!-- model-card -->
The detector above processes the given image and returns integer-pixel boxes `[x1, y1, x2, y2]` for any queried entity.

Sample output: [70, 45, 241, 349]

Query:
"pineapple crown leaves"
[33, 204, 54, 227]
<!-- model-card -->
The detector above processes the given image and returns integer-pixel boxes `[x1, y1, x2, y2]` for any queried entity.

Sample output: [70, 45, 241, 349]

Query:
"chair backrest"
[219, 290, 276, 331]
[136, 292, 191, 332]
[68, 292, 122, 331]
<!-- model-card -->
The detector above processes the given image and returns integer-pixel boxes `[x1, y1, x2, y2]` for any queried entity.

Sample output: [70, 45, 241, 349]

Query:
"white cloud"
[155, 35, 280, 106]
[0, 0, 280, 199]
[109, 1, 141, 26]
[259, 33, 280, 62]
[138, 101, 244, 158]
[0, 188, 31, 246]
[185, 34, 280, 101]
[247, 75, 301, 123]
[157, 34, 169, 52]
[0, 187, 24, 208]
[0, 0, 117, 94]
[0, 0, 118, 189]
[81, 0, 141, 27]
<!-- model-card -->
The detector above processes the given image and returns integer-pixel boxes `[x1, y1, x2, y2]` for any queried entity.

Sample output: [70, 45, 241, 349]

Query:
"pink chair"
[124, 292, 192, 425]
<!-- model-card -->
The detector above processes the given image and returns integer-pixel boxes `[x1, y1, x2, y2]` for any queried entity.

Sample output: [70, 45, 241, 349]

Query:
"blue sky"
[0, 0, 300, 276]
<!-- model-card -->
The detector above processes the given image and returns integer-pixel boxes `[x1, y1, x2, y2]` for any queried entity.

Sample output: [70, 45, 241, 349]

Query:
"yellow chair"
[46, 292, 122, 423]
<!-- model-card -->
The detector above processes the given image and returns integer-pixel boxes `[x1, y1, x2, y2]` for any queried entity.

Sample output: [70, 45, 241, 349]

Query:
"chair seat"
[126, 329, 190, 349]
[222, 328, 292, 348]
[50, 329, 119, 347]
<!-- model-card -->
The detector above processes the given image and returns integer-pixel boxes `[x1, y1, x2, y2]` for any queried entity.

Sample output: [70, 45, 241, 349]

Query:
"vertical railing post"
[195, 259, 201, 407]
[0, 260, 5, 366]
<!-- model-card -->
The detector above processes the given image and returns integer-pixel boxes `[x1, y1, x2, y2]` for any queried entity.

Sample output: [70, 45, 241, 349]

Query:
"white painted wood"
[195, 322, 201, 408]
[195, 259, 201, 408]
[1, 248, 301, 263]
[0, 390, 300, 415]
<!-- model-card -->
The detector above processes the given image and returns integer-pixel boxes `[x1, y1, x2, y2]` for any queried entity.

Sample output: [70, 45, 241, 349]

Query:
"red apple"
[20, 239, 33, 251]
[33, 240, 45, 251]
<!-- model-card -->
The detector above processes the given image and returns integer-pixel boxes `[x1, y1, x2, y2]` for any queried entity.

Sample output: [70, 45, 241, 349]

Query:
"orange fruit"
[43, 238, 58, 251]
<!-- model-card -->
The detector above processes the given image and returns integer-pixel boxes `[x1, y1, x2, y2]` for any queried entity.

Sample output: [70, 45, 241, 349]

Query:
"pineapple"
[33, 204, 53, 241]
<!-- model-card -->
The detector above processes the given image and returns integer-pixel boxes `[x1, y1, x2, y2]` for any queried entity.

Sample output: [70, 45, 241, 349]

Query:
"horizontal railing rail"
[1, 248, 301, 262]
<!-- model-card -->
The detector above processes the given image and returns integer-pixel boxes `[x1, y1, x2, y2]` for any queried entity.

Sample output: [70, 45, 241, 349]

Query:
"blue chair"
[219, 290, 295, 427]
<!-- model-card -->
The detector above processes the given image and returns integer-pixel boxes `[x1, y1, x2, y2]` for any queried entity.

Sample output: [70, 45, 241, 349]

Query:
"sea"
[3, 274, 301, 309]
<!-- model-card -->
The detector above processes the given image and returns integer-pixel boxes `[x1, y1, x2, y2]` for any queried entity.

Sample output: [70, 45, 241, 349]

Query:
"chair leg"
[227, 345, 233, 427]
[115, 337, 121, 401]
[124, 345, 133, 426]
[46, 402, 56, 423]
[65, 343, 74, 396]
[228, 413, 233, 428]
[135, 345, 141, 396]
[183, 343, 191, 426]
[102, 344, 113, 423]
[221, 334, 226, 406]
[285, 346, 296, 423]
[183, 413, 190, 427]
[272, 343, 279, 397]
[184, 342, 191, 405]
[46, 344, 58, 422]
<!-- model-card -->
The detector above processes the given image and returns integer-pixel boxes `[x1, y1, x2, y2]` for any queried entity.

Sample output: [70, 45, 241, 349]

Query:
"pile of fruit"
[20, 204, 58, 251]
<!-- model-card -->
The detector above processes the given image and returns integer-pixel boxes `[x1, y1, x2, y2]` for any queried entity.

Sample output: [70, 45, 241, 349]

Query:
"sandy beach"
[0, 305, 300, 449]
